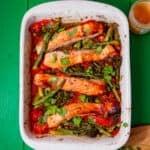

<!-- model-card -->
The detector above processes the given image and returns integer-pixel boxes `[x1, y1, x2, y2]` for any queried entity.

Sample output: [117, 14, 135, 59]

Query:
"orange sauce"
[133, 2, 150, 24]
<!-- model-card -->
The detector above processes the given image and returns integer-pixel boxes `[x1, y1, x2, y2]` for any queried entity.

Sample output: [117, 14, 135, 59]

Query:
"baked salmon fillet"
[34, 74, 106, 95]
[43, 45, 117, 69]
[36, 21, 104, 54]
[47, 102, 118, 128]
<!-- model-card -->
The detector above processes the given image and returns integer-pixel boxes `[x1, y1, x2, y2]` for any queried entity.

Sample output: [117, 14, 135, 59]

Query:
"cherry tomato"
[93, 116, 113, 127]
[40, 63, 49, 70]
[97, 35, 105, 42]
[81, 62, 91, 68]
[114, 45, 121, 51]
[111, 128, 119, 136]
[33, 122, 49, 134]
[31, 108, 43, 122]
[29, 19, 51, 33]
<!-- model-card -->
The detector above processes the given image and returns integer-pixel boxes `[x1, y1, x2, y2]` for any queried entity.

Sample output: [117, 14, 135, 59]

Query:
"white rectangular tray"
[20, 1, 131, 150]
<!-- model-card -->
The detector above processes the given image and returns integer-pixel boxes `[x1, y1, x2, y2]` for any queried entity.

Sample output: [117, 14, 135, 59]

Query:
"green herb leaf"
[51, 53, 57, 63]
[85, 66, 93, 75]
[60, 57, 70, 65]
[67, 28, 77, 37]
[72, 116, 82, 127]
[73, 41, 81, 49]
[48, 98, 57, 105]
[57, 128, 74, 135]
[45, 105, 58, 115]
[49, 76, 59, 83]
[38, 116, 46, 124]
[95, 46, 102, 53]
[58, 27, 65, 32]
[88, 117, 95, 124]
[123, 122, 128, 128]
[57, 107, 67, 116]
[63, 49, 69, 54]
[80, 95, 88, 102]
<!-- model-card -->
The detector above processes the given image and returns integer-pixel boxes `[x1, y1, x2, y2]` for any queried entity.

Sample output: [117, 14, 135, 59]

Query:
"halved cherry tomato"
[111, 128, 119, 136]
[81, 62, 92, 68]
[40, 63, 49, 70]
[33, 122, 49, 134]
[97, 35, 105, 42]
[29, 19, 52, 33]
[92, 116, 114, 127]
[31, 108, 43, 122]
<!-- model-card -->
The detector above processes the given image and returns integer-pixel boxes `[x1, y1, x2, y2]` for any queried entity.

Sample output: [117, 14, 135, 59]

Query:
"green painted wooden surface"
[0, 0, 149, 149]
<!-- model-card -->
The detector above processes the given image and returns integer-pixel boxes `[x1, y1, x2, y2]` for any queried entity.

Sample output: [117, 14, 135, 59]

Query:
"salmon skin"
[43, 45, 117, 69]
[36, 21, 104, 54]
[47, 102, 118, 128]
[34, 74, 106, 95]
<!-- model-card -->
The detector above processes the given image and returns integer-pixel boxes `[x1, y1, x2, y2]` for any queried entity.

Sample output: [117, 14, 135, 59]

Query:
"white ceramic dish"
[20, 1, 131, 150]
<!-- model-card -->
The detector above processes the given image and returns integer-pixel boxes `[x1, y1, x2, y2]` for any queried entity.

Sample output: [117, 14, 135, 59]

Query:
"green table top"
[0, 0, 150, 149]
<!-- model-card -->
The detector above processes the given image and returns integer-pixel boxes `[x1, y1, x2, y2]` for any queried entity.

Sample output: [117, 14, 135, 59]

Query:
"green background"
[0, 0, 149, 149]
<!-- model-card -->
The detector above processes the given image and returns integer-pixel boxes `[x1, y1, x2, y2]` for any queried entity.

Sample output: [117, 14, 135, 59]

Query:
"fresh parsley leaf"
[58, 27, 65, 32]
[80, 95, 88, 102]
[72, 116, 82, 127]
[67, 28, 77, 37]
[63, 49, 69, 54]
[88, 117, 95, 124]
[38, 116, 45, 124]
[49, 76, 59, 83]
[57, 107, 67, 116]
[60, 57, 70, 65]
[95, 46, 102, 53]
[45, 105, 58, 115]
[48, 98, 57, 105]
[85, 66, 93, 75]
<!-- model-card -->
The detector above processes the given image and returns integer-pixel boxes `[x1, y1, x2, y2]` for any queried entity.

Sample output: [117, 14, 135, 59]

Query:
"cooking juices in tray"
[29, 18, 122, 137]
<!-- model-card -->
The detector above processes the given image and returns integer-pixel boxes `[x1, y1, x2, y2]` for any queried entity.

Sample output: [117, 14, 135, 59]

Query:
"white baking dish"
[19, 1, 131, 150]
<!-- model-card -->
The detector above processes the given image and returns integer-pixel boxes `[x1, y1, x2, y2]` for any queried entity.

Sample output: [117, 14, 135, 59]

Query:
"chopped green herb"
[57, 128, 74, 135]
[58, 27, 65, 32]
[67, 28, 77, 37]
[45, 105, 58, 115]
[88, 117, 95, 124]
[85, 66, 93, 75]
[51, 53, 57, 63]
[60, 57, 70, 65]
[56, 107, 67, 116]
[82, 38, 94, 49]
[72, 116, 82, 127]
[38, 116, 46, 124]
[73, 41, 81, 49]
[79, 95, 88, 102]
[63, 49, 69, 54]
[95, 46, 102, 53]
[49, 76, 59, 83]
[48, 97, 57, 105]
[123, 122, 128, 128]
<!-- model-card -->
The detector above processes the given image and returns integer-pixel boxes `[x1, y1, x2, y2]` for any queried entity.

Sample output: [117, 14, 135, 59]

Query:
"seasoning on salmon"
[43, 45, 117, 69]
[36, 21, 104, 54]
[47, 102, 116, 128]
[34, 74, 106, 95]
